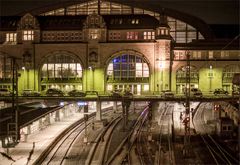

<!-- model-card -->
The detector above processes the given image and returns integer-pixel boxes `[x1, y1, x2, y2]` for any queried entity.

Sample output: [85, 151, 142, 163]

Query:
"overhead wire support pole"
[183, 51, 191, 157]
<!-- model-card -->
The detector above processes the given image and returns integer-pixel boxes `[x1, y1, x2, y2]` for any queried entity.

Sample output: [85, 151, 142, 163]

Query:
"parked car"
[22, 89, 41, 96]
[0, 88, 11, 96]
[161, 90, 174, 98]
[214, 88, 229, 95]
[190, 88, 203, 97]
[68, 90, 86, 97]
[46, 88, 64, 96]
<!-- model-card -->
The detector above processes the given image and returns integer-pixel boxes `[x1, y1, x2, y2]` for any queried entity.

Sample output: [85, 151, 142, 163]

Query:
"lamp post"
[209, 65, 213, 92]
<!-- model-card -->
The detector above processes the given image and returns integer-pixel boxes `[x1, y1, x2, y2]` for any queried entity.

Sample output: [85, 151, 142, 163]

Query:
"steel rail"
[192, 103, 237, 165]
[34, 107, 113, 165]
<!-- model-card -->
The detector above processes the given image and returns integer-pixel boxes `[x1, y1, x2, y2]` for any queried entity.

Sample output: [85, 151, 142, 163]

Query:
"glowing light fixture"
[77, 102, 87, 106]
[60, 102, 64, 106]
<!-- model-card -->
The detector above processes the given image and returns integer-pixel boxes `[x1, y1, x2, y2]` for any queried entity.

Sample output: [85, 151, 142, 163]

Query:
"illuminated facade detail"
[106, 51, 149, 94]
[0, 0, 239, 94]
[17, 13, 40, 43]
[5, 33, 17, 44]
[39, 0, 204, 43]
[40, 53, 83, 91]
[143, 31, 155, 40]
[176, 66, 199, 94]
[222, 65, 240, 91]
[0, 54, 12, 89]
[83, 12, 106, 42]
[126, 32, 138, 40]
[23, 30, 34, 41]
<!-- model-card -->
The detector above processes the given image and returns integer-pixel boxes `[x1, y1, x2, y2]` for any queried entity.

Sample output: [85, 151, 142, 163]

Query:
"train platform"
[0, 107, 86, 165]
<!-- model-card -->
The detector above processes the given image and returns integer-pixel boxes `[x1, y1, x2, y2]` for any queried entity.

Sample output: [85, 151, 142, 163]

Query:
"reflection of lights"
[77, 102, 87, 106]
[210, 65, 212, 69]
[113, 58, 118, 63]
[22, 66, 25, 70]
[60, 102, 64, 106]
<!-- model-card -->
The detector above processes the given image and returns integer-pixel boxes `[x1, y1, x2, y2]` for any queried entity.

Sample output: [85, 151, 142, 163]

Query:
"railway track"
[85, 115, 122, 165]
[108, 105, 150, 165]
[193, 103, 238, 165]
[156, 103, 174, 165]
[34, 107, 113, 165]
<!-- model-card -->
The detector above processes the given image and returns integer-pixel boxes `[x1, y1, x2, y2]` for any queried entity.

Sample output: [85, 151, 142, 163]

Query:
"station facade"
[0, 0, 239, 95]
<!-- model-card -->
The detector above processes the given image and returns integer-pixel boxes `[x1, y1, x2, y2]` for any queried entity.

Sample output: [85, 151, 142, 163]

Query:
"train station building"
[0, 0, 239, 95]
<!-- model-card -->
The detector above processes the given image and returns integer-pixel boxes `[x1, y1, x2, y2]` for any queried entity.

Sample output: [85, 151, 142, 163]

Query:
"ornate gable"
[18, 13, 40, 30]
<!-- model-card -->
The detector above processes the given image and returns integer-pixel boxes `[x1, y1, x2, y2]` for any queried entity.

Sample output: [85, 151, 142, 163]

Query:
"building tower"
[155, 10, 172, 92]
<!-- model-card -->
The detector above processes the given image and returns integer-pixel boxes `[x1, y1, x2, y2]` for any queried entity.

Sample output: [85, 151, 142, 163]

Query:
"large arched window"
[0, 53, 13, 89]
[41, 52, 83, 91]
[106, 50, 149, 94]
[176, 65, 199, 94]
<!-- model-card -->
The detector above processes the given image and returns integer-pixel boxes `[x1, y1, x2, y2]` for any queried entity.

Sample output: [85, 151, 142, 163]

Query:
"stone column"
[84, 104, 88, 113]
[46, 114, 51, 125]
[39, 118, 43, 130]
[27, 125, 31, 134]
[113, 101, 117, 113]
[55, 110, 60, 121]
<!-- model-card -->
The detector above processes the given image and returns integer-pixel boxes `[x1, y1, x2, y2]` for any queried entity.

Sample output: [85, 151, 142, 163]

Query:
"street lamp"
[209, 65, 213, 92]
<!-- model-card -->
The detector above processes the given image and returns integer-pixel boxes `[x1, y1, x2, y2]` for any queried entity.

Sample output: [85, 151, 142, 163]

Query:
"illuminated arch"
[105, 50, 150, 94]
[40, 51, 84, 91]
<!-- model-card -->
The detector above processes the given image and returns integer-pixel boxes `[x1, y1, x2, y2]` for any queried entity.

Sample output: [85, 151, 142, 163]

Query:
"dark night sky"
[0, 0, 239, 24]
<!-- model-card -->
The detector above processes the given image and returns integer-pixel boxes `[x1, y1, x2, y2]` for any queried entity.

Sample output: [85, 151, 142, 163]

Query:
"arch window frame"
[106, 52, 150, 81]
[41, 53, 83, 80]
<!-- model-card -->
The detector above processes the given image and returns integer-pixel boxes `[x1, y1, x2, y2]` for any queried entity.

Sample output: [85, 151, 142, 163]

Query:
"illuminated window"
[107, 54, 149, 79]
[106, 52, 150, 94]
[127, 32, 138, 40]
[143, 84, 149, 91]
[107, 84, 113, 91]
[41, 54, 82, 79]
[143, 31, 155, 40]
[23, 30, 34, 41]
[6, 33, 17, 42]
[209, 51, 213, 59]
[89, 29, 99, 39]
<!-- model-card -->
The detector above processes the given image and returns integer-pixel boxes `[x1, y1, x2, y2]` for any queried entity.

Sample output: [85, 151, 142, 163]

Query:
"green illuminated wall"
[83, 68, 104, 92]
[199, 68, 222, 93]
[18, 69, 38, 92]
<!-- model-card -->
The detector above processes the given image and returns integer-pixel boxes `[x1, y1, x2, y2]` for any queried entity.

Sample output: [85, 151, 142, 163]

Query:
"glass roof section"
[39, 0, 204, 42]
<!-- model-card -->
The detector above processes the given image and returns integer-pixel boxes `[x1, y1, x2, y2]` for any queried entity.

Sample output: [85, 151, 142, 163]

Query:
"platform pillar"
[55, 110, 60, 121]
[84, 104, 88, 113]
[46, 114, 51, 125]
[39, 118, 43, 130]
[96, 101, 102, 121]
[113, 101, 117, 113]
[27, 125, 31, 134]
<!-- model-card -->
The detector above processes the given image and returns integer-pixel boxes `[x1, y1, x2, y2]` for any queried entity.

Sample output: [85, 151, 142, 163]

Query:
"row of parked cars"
[161, 88, 240, 98]
[0, 88, 86, 97]
[0, 88, 239, 97]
